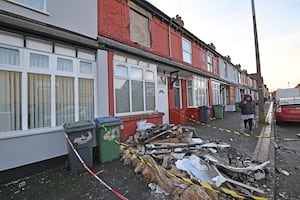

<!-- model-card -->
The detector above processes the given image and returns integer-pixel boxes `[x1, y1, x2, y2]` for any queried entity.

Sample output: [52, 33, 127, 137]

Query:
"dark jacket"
[239, 95, 255, 115]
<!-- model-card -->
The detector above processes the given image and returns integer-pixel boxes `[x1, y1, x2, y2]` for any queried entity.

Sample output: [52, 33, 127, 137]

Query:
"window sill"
[0, 126, 64, 140]
[120, 112, 164, 122]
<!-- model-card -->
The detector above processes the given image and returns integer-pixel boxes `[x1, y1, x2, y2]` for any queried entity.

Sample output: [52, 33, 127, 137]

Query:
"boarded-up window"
[129, 9, 151, 48]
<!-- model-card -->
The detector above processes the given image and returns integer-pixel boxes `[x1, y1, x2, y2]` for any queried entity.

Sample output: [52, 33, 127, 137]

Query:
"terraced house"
[0, 0, 259, 177]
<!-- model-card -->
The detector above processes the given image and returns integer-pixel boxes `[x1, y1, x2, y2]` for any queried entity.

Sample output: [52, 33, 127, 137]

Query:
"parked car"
[274, 97, 300, 125]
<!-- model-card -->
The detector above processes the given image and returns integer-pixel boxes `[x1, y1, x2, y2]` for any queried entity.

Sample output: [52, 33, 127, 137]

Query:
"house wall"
[0, 0, 97, 171]
[151, 17, 169, 58]
[0, 128, 68, 171]
[0, 0, 97, 38]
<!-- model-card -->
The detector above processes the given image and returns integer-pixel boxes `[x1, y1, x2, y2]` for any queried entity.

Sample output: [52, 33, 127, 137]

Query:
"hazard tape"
[171, 109, 300, 142]
[116, 142, 268, 200]
[63, 127, 128, 200]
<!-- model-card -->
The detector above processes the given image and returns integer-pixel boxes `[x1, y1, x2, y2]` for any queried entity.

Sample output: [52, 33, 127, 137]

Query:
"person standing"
[239, 94, 256, 132]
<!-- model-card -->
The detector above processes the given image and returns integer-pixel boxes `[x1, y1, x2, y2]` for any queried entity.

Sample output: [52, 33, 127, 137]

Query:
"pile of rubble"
[121, 124, 270, 200]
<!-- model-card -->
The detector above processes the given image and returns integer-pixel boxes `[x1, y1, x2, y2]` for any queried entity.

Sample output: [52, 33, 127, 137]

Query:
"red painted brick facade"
[151, 17, 169, 58]
[98, 0, 130, 43]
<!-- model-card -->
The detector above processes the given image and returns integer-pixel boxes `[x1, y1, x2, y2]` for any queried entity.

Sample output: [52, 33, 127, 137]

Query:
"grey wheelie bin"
[199, 106, 210, 123]
[64, 120, 95, 173]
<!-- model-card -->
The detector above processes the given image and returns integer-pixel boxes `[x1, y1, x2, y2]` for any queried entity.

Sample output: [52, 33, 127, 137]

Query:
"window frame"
[207, 53, 213, 72]
[182, 38, 192, 64]
[6, 0, 47, 13]
[224, 61, 228, 78]
[212, 81, 221, 105]
[187, 76, 208, 107]
[173, 79, 182, 109]
[0, 43, 96, 134]
[113, 60, 157, 116]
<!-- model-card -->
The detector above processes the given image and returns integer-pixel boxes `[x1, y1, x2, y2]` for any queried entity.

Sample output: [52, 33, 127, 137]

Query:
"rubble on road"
[121, 123, 270, 200]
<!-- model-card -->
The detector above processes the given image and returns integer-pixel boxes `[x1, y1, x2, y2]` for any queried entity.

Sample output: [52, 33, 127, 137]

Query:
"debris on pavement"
[276, 168, 290, 176]
[121, 123, 270, 199]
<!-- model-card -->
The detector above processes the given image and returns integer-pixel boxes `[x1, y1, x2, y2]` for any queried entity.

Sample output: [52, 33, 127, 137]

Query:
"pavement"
[0, 102, 275, 200]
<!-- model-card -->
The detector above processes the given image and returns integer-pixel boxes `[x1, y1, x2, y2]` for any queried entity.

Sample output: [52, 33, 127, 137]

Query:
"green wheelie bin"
[94, 117, 122, 163]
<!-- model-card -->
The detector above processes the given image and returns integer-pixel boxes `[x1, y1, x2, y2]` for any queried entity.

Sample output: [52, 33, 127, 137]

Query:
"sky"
[147, 0, 300, 92]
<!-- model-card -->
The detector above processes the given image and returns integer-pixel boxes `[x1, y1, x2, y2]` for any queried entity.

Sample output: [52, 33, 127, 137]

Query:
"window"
[30, 53, 49, 69]
[129, 9, 151, 48]
[207, 53, 213, 72]
[187, 76, 208, 107]
[80, 61, 93, 74]
[145, 70, 155, 111]
[56, 76, 74, 125]
[0, 39, 96, 133]
[182, 38, 192, 64]
[224, 62, 228, 78]
[187, 80, 193, 107]
[114, 62, 156, 115]
[10, 0, 47, 12]
[57, 57, 73, 72]
[79, 79, 94, 121]
[0, 71, 22, 132]
[173, 80, 182, 109]
[212, 82, 221, 105]
[28, 74, 51, 128]
[0, 47, 19, 65]
[131, 68, 144, 112]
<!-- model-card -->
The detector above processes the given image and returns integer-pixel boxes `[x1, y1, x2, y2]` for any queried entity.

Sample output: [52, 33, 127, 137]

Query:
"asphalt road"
[273, 119, 300, 200]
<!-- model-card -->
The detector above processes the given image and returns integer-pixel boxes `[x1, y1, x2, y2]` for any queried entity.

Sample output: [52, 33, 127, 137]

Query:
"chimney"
[208, 43, 216, 50]
[236, 64, 241, 70]
[225, 55, 231, 62]
[173, 14, 184, 27]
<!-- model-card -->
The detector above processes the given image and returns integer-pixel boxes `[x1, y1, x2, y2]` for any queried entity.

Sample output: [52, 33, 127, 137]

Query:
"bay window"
[114, 59, 156, 115]
[187, 76, 208, 107]
[0, 42, 95, 133]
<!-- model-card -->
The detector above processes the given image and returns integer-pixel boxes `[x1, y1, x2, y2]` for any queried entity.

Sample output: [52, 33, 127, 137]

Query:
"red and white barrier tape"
[63, 131, 128, 200]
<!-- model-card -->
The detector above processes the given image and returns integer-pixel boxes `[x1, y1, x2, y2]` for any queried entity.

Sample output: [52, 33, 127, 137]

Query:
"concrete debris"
[148, 183, 169, 195]
[121, 124, 270, 199]
[276, 168, 290, 176]
[204, 154, 270, 173]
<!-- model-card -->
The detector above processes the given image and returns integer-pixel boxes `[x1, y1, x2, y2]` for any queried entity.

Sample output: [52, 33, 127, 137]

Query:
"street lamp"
[251, 0, 265, 122]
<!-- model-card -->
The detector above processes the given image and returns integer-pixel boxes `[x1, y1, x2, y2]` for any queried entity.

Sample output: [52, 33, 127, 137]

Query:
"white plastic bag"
[136, 119, 154, 131]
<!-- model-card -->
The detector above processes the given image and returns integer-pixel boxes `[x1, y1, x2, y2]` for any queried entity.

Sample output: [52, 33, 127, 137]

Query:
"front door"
[157, 77, 169, 124]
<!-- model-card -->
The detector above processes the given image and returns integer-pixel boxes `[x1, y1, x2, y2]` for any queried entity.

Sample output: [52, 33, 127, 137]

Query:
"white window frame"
[207, 53, 213, 72]
[224, 61, 228, 78]
[0, 41, 96, 135]
[173, 79, 182, 109]
[7, 0, 47, 13]
[182, 38, 192, 64]
[113, 59, 157, 116]
[187, 79, 193, 107]
[212, 81, 221, 105]
[187, 76, 208, 107]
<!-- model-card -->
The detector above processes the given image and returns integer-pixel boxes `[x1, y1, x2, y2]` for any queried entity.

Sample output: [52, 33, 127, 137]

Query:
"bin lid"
[198, 106, 209, 109]
[63, 120, 95, 133]
[94, 117, 121, 125]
